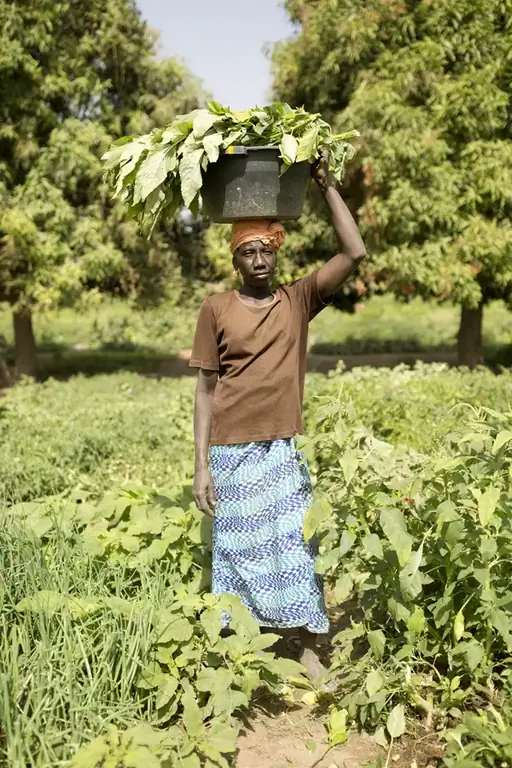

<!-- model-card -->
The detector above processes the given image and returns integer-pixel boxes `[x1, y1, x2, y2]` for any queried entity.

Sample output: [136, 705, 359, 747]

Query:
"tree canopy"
[0, 0, 204, 374]
[273, 0, 512, 365]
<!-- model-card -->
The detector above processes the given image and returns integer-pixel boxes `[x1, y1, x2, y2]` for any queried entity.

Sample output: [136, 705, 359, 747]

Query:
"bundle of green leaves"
[102, 102, 358, 235]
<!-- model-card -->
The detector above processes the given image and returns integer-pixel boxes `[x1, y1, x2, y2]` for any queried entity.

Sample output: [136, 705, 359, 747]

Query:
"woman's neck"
[238, 283, 273, 300]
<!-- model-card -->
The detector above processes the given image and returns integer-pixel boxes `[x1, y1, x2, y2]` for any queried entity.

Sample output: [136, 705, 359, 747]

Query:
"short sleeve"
[290, 269, 331, 322]
[188, 299, 219, 371]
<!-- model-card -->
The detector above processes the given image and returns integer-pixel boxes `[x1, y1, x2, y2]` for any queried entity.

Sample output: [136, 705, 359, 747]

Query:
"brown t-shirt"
[189, 270, 327, 446]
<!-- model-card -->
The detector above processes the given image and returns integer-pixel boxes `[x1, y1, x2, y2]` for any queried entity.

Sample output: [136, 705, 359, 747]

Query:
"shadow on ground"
[3, 341, 511, 384]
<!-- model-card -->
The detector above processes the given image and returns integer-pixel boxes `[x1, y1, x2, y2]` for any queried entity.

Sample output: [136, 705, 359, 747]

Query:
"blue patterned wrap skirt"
[209, 438, 329, 633]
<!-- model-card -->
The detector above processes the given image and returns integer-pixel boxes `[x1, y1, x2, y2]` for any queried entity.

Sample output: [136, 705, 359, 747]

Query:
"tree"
[0, 0, 203, 376]
[273, 0, 512, 366]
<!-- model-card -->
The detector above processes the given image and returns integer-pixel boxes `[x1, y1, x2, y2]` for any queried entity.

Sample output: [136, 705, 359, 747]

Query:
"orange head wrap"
[230, 219, 286, 254]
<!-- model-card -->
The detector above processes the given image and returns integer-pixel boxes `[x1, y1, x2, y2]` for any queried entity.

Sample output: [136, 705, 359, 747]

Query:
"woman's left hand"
[311, 153, 331, 192]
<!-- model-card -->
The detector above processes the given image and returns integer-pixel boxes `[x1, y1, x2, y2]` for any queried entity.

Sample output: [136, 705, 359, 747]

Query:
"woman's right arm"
[193, 368, 218, 517]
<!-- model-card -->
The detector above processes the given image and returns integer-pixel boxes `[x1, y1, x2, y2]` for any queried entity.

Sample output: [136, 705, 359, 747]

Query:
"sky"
[136, 0, 295, 110]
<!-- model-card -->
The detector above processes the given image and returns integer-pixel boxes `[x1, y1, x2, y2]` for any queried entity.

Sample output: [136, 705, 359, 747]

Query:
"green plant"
[444, 703, 512, 766]
[303, 363, 512, 455]
[273, 0, 512, 367]
[1, 489, 304, 766]
[0, 0, 204, 376]
[103, 102, 358, 235]
[303, 397, 512, 730]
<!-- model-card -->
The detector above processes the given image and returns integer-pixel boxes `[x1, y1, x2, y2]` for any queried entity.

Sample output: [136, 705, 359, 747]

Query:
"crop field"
[2, 365, 512, 766]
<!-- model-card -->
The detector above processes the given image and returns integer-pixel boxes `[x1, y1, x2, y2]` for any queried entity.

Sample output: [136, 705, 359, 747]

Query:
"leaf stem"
[308, 744, 333, 768]
[384, 736, 394, 768]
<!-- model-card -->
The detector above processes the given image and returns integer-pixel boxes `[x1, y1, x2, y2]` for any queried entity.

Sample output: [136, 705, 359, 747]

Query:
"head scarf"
[230, 219, 286, 254]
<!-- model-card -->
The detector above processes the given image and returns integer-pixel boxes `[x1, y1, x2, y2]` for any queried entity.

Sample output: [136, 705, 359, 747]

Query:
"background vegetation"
[2, 0, 512, 765]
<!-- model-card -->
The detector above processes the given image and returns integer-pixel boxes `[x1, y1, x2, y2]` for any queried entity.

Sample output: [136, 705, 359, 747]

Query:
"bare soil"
[236, 705, 444, 768]
[237, 706, 379, 768]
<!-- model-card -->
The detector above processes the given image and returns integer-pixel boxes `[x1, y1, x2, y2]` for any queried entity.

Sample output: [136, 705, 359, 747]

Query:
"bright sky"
[136, 0, 295, 110]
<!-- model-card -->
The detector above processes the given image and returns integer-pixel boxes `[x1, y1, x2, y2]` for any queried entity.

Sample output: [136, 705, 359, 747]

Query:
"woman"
[190, 158, 366, 683]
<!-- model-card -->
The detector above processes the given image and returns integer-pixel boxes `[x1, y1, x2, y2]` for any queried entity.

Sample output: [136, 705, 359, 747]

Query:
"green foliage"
[2, 293, 510, 362]
[0, 487, 304, 766]
[303, 364, 512, 455]
[0, 374, 196, 501]
[309, 297, 512, 356]
[3, 365, 512, 762]
[0, 294, 200, 355]
[303, 397, 512, 732]
[444, 704, 512, 766]
[273, 0, 512, 351]
[0, 0, 204, 318]
[104, 101, 358, 235]
[2, 365, 512, 503]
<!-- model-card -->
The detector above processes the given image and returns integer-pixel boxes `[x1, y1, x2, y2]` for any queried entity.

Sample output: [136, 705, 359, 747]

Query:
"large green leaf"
[133, 146, 177, 204]
[203, 133, 223, 163]
[339, 529, 356, 556]
[182, 687, 204, 737]
[478, 485, 500, 527]
[155, 677, 178, 709]
[158, 617, 194, 643]
[328, 708, 348, 747]
[492, 430, 512, 454]
[179, 147, 205, 208]
[399, 543, 424, 601]
[453, 609, 465, 643]
[362, 533, 384, 560]
[297, 124, 320, 162]
[368, 629, 386, 660]
[280, 133, 298, 164]
[334, 572, 353, 603]
[387, 704, 406, 739]
[339, 448, 359, 484]
[407, 606, 426, 634]
[380, 508, 413, 567]
[366, 669, 384, 697]
[200, 608, 222, 645]
[207, 722, 238, 753]
[303, 497, 331, 541]
[192, 110, 218, 138]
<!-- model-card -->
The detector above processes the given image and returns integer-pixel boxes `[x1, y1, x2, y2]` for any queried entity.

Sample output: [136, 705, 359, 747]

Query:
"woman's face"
[233, 239, 277, 288]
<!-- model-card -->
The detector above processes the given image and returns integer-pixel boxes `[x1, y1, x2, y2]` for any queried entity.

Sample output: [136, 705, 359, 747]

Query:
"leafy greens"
[103, 101, 358, 236]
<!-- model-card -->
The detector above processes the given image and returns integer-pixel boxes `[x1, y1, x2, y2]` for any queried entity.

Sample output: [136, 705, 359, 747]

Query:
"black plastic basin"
[201, 146, 311, 223]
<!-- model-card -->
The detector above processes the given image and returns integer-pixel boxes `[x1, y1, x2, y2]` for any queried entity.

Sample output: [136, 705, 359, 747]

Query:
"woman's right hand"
[194, 466, 216, 517]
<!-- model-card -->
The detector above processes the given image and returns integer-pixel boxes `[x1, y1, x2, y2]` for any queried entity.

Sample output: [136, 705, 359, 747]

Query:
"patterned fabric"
[209, 438, 329, 633]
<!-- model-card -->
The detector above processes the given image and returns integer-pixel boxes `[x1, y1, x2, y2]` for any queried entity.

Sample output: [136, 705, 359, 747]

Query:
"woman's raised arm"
[312, 158, 367, 299]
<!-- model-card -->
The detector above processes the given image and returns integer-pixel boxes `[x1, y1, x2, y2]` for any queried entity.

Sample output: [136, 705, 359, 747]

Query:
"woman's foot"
[299, 645, 329, 684]
[298, 629, 336, 692]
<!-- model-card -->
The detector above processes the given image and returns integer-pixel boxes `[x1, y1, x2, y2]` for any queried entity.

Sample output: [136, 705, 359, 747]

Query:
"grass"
[0, 518, 158, 765]
[0, 374, 195, 502]
[1, 364, 512, 765]
[1, 296, 511, 377]
[0, 298, 197, 357]
[309, 295, 512, 356]
[2, 365, 512, 504]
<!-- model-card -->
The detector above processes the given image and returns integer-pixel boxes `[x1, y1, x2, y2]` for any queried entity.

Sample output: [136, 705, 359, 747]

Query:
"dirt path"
[236, 705, 443, 768]
[237, 707, 378, 768]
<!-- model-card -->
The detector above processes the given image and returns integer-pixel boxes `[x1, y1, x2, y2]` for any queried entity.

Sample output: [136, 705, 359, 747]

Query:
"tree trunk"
[13, 308, 38, 377]
[0, 356, 11, 387]
[457, 304, 484, 368]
